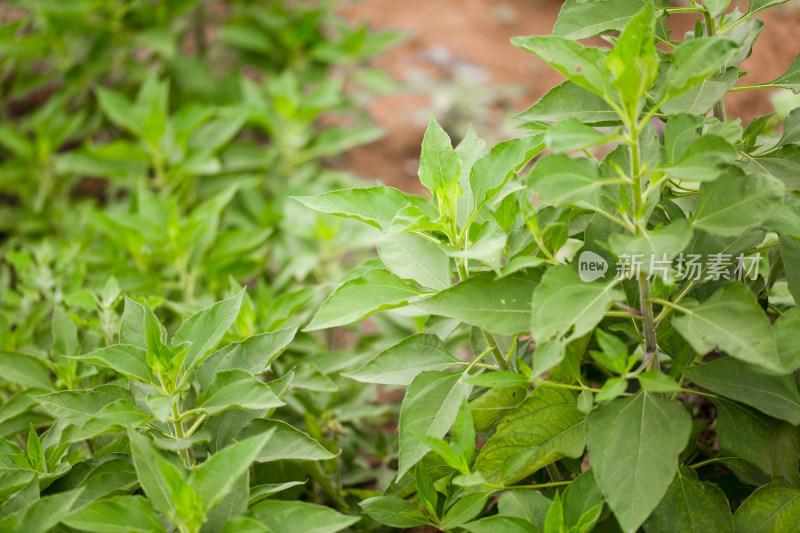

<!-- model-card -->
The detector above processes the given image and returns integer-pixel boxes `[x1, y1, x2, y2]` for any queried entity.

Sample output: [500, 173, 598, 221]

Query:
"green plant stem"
[703, 9, 727, 122]
[171, 401, 191, 467]
[545, 463, 563, 482]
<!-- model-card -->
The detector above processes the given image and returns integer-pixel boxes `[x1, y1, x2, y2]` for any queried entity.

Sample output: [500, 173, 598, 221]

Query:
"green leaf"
[127, 429, 177, 516]
[512, 36, 609, 98]
[248, 481, 307, 505]
[672, 284, 784, 374]
[416, 270, 539, 335]
[377, 233, 451, 291]
[250, 500, 360, 533]
[637, 371, 681, 393]
[468, 135, 544, 214]
[747, 0, 791, 15]
[515, 82, 619, 126]
[530, 266, 623, 345]
[733, 482, 800, 532]
[119, 296, 148, 350]
[305, 269, 423, 331]
[0, 351, 51, 390]
[62, 495, 167, 533]
[563, 470, 604, 531]
[761, 53, 800, 93]
[544, 491, 567, 533]
[398, 371, 470, 478]
[465, 371, 530, 389]
[35, 385, 129, 425]
[608, 219, 693, 271]
[196, 326, 297, 389]
[684, 357, 800, 425]
[293, 186, 428, 231]
[73, 400, 152, 441]
[416, 433, 466, 472]
[661, 37, 739, 99]
[344, 334, 463, 385]
[239, 419, 336, 462]
[714, 398, 800, 485]
[606, 5, 658, 108]
[190, 429, 274, 511]
[418, 115, 460, 193]
[72, 344, 153, 385]
[0, 470, 35, 500]
[553, 0, 657, 40]
[415, 463, 438, 516]
[525, 154, 606, 209]
[451, 398, 476, 467]
[191, 370, 284, 417]
[692, 167, 783, 237]
[173, 289, 245, 374]
[778, 108, 800, 147]
[359, 497, 431, 528]
[474, 385, 585, 485]
[774, 307, 800, 373]
[742, 145, 800, 191]
[441, 493, 490, 530]
[463, 515, 537, 533]
[545, 119, 610, 153]
[0, 487, 84, 533]
[663, 135, 738, 182]
[643, 467, 733, 533]
[586, 391, 691, 533]
[96, 88, 139, 134]
[499, 489, 551, 530]
[52, 305, 78, 358]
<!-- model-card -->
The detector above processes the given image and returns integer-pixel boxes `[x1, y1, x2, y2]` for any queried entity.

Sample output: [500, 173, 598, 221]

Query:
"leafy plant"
[298, 0, 800, 530]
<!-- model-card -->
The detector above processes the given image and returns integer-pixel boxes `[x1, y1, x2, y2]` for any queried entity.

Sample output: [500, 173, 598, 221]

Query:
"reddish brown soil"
[338, 0, 800, 192]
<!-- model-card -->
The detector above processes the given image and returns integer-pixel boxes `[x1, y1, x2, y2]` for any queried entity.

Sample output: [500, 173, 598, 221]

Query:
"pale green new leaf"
[418, 115, 460, 193]
[661, 37, 739, 100]
[586, 392, 691, 533]
[608, 219, 692, 271]
[553, 0, 655, 40]
[0, 351, 52, 390]
[525, 154, 605, 210]
[72, 344, 153, 385]
[545, 119, 610, 153]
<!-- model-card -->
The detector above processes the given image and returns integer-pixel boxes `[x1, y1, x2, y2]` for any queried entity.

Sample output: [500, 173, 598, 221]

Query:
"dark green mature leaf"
[398, 371, 470, 478]
[643, 467, 733, 533]
[441, 493, 490, 530]
[377, 233, 451, 291]
[35, 385, 129, 425]
[470, 385, 527, 431]
[781, 235, 800, 303]
[747, 0, 792, 15]
[608, 219, 693, 270]
[515, 82, 619, 126]
[563, 470, 604, 530]
[512, 36, 609, 98]
[474, 385, 585, 485]
[305, 269, 423, 331]
[774, 307, 800, 373]
[530, 266, 622, 345]
[294, 186, 429, 231]
[418, 115, 460, 192]
[191, 370, 284, 417]
[119, 296, 148, 349]
[239, 419, 336, 462]
[778, 108, 800, 147]
[733, 482, 800, 532]
[62, 495, 167, 533]
[250, 500, 359, 533]
[586, 391, 691, 533]
[360, 497, 431, 528]
[684, 358, 800, 425]
[416, 270, 540, 335]
[73, 400, 152, 441]
[196, 326, 297, 389]
[344, 333, 463, 385]
[714, 399, 800, 485]
[72, 344, 152, 385]
[553, 0, 655, 40]
[672, 284, 784, 374]
[174, 289, 245, 374]
[499, 490, 551, 531]
[692, 167, 783, 237]
[462, 515, 536, 533]
[0, 351, 52, 390]
[663, 135, 738, 182]
[0, 470, 34, 500]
